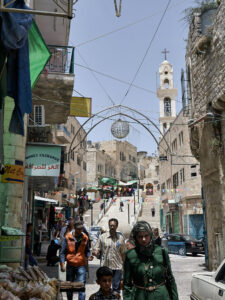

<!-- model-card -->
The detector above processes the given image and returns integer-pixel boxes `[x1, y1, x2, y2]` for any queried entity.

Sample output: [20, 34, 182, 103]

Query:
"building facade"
[96, 140, 138, 181]
[157, 59, 202, 238]
[86, 142, 116, 186]
[185, 1, 225, 269]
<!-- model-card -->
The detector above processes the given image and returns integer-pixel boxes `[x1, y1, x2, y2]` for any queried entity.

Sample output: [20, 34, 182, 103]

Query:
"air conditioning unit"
[34, 105, 45, 126]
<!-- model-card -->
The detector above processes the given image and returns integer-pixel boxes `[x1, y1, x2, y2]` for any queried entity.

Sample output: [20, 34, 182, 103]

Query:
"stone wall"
[186, 0, 225, 270]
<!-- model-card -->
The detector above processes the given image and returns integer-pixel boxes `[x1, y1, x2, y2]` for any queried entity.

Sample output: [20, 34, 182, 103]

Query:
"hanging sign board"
[70, 97, 92, 117]
[25, 145, 61, 177]
[1, 164, 24, 184]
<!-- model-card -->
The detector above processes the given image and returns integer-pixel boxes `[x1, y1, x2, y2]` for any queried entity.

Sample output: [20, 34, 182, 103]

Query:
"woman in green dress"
[123, 221, 178, 300]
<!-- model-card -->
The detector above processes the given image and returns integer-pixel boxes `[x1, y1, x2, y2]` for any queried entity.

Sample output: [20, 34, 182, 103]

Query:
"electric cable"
[120, 0, 172, 105]
[72, 0, 189, 48]
[77, 49, 116, 106]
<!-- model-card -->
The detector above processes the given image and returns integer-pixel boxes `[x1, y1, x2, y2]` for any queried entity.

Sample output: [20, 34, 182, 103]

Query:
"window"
[179, 131, 184, 146]
[183, 168, 185, 182]
[180, 169, 183, 184]
[34, 105, 45, 126]
[70, 151, 74, 161]
[83, 161, 86, 171]
[97, 164, 103, 172]
[161, 183, 165, 195]
[129, 154, 132, 161]
[77, 156, 81, 166]
[172, 139, 177, 152]
[164, 98, 171, 116]
[164, 79, 170, 89]
[71, 124, 75, 135]
[166, 179, 171, 189]
[173, 172, 179, 188]
[163, 123, 167, 134]
[133, 157, 136, 163]
[190, 165, 197, 177]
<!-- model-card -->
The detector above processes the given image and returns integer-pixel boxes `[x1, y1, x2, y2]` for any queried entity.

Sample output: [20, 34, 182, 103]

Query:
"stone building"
[185, 1, 225, 269]
[137, 152, 161, 229]
[97, 140, 138, 181]
[0, 1, 74, 265]
[137, 152, 160, 193]
[157, 59, 202, 237]
[86, 141, 116, 186]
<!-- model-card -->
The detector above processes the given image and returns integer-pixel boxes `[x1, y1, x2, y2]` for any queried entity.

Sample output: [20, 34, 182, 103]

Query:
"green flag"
[28, 21, 51, 89]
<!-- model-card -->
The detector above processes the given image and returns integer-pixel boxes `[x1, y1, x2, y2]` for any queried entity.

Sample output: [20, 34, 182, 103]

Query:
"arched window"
[146, 183, 153, 195]
[164, 98, 171, 116]
[164, 79, 170, 89]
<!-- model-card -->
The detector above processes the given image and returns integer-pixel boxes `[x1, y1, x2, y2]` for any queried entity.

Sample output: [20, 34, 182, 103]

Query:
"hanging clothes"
[0, 0, 33, 135]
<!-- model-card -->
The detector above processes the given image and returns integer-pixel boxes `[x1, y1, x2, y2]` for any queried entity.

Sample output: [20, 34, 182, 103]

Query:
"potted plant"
[183, 0, 218, 33]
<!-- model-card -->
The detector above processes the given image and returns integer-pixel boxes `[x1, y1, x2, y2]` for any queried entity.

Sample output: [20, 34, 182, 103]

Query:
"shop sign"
[25, 145, 61, 177]
[1, 164, 24, 184]
[70, 97, 92, 117]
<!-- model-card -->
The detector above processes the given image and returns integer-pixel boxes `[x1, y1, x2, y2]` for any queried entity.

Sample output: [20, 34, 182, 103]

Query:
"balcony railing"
[56, 125, 71, 137]
[45, 45, 75, 75]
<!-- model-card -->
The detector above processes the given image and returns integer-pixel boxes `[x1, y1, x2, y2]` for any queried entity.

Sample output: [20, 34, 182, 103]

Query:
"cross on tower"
[162, 48, 169, 61]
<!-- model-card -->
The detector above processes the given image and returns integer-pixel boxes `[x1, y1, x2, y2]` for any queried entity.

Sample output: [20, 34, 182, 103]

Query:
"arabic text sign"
[25, 145, 61, 177]
[1, 164, 25, 184]
[70, 97, 92, 117]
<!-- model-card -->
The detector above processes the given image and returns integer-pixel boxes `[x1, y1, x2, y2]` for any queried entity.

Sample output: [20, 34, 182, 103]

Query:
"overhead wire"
[73, 62, 183, 104]
[72, 0, 189, 48]
[76, 49, 116, 106]
[120, 0, 172, 105]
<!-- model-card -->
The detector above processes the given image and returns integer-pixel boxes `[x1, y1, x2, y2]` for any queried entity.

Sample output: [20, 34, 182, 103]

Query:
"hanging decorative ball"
[111, 119, 130, 139]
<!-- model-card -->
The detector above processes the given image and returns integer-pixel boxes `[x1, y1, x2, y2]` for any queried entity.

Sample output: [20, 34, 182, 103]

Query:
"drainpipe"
[201, 187, 209, 268]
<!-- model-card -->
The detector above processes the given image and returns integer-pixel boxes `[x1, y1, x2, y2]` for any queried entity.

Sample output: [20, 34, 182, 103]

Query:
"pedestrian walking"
[123, 221, 178, 300]
[60, 221, 93, 300]
[89, 266, 120, 300]
[119, 200, 124, 212]
[93, 218, 126, 294]
[46, 238, 61, 266]
[151, 206, 155, 217]
[153, 227, 161, 246]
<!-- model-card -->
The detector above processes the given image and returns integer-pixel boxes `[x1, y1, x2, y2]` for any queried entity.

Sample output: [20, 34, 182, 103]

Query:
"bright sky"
[69, 0, 196, 155]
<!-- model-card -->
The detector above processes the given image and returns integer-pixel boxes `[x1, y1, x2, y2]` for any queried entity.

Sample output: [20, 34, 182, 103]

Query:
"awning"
[34, 196, 58, 204]
[55, 207, 64, 211]
[168, 199, 175, 204]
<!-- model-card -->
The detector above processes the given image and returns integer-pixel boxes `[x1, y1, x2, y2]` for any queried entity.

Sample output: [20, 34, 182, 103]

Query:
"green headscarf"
[131, 221, 154, 258]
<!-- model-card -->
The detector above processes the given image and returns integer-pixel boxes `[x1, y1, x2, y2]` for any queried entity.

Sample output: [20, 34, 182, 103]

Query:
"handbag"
[162, 248, 173, 300]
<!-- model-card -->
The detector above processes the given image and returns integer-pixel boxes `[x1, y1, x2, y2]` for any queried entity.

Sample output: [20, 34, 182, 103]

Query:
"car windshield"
[183, 235, 195, 241]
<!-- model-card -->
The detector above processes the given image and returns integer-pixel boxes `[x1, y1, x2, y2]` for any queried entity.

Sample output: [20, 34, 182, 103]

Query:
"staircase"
[138, 196, 161, 232]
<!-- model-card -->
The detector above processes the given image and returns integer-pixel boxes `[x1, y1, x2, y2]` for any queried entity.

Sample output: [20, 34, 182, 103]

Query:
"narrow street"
[39, 198, 207, 299]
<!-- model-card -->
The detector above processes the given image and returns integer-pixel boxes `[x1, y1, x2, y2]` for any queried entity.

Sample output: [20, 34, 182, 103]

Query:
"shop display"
[0, 265, 58, 300]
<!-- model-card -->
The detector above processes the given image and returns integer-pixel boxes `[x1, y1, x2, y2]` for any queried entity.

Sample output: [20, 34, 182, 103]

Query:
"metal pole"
[91, 203, 93, 226]
[128, 203, 130, 224]
[0, 7, 70, 18]
[138, 178, 140, 204]
[133, 192, 136, 216]
[103, 199, 105, 215]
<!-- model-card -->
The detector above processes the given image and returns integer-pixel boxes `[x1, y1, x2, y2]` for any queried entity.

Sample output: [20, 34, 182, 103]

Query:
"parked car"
[166, 234, 204, 256]
[191, 259, 225, 300]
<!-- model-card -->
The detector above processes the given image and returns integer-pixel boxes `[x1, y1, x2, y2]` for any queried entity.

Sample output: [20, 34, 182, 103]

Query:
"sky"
[69, 0, 196, 155]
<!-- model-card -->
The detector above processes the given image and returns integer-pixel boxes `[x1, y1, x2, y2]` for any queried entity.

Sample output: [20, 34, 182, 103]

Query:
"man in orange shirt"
[60, 221, 92, 300]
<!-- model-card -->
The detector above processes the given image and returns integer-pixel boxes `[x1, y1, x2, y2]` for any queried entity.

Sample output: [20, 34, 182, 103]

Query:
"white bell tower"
[157, 50, 177, 135]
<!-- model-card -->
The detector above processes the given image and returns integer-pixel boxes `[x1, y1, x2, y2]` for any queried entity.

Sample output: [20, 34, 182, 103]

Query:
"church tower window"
[164, 98, 171, 116]
[164, 78, 169, 88]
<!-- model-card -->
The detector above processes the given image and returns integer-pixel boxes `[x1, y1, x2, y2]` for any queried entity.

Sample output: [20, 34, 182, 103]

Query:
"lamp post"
[128, 199, 130, 224]
[133, 191, 136, 216]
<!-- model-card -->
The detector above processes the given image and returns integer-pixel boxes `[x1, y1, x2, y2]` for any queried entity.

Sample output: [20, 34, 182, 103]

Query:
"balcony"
[27, 126, 53, 143]
[32, 45, 75, 125]
[55, 125, 71, 144]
